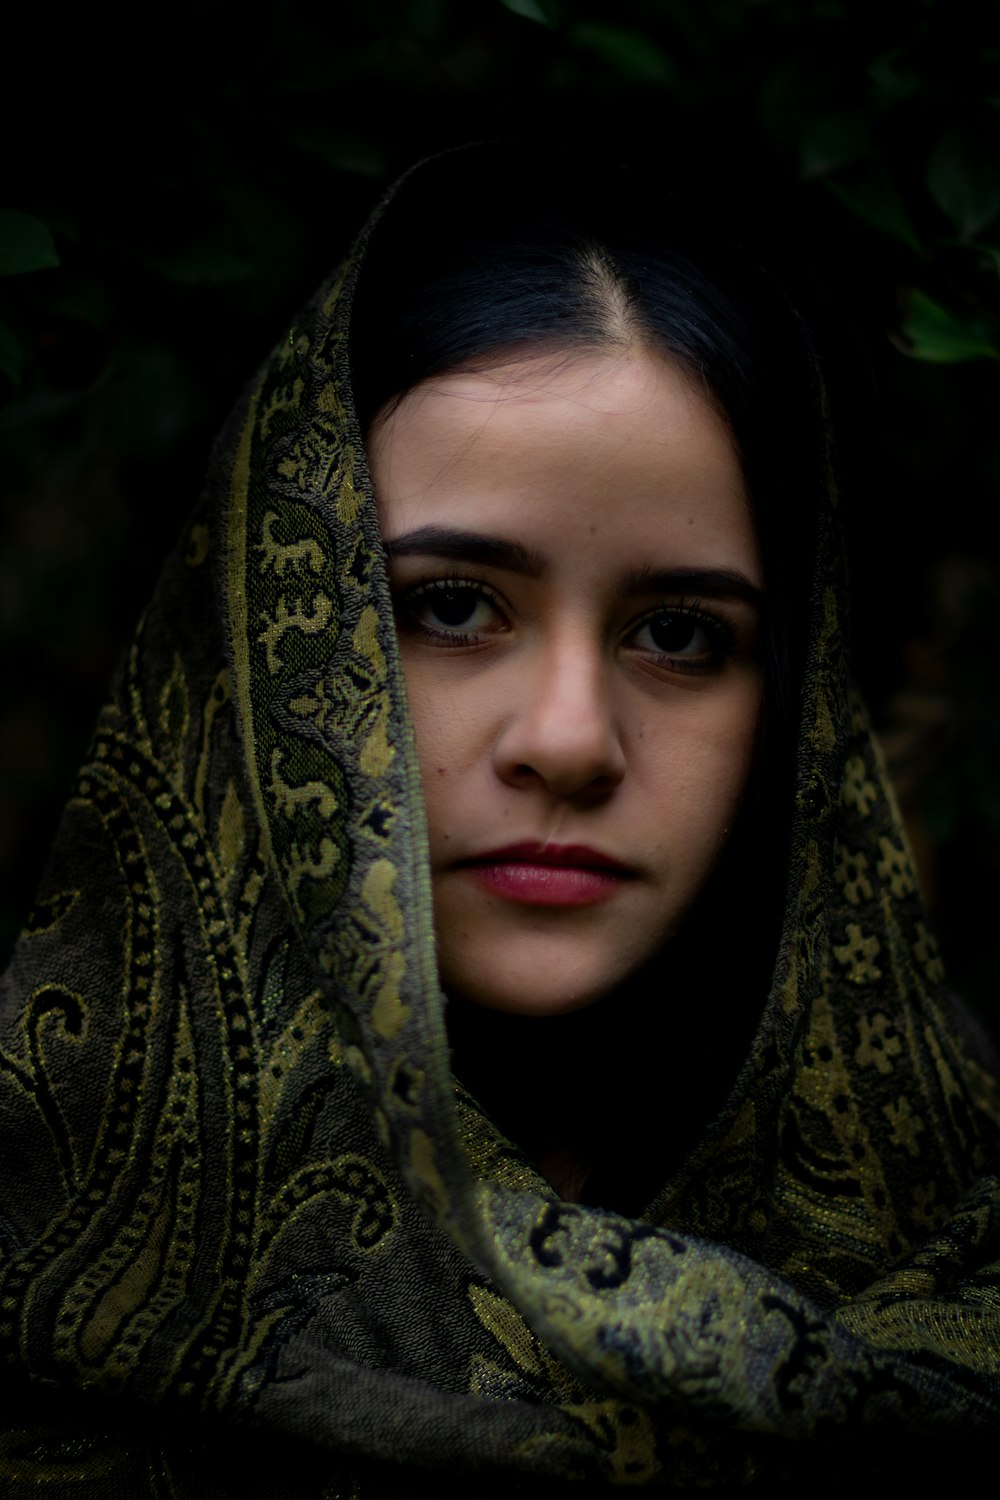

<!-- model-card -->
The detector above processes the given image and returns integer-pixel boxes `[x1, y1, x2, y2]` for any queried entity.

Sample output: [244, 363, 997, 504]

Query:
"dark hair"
[351, 144, 823, 771]
[352, 222, 756, 440]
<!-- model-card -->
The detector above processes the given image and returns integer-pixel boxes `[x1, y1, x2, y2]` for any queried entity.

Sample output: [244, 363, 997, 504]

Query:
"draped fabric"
[2, 155, 1000, 1492]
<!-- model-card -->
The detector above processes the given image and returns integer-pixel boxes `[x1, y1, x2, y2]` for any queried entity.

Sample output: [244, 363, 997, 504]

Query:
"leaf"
[44, 273, 115, 330]
[570, 22, 675, 86]
[935, 235, 1000, 277]
[284, 123, 386, 177]
[112, 343, 209, 461]
[868, 52, 923, 105]
[901, 290, 998, 363]
[500, 0, 557, 24]
[758, 55, 827, 150]
[799, 111, 871, 180]
[0, 320, 23, 383]
[969, 241, 1000, 276]
[144, 244, 254, 286]
[826, 164, 923, 254]
[927, 125, 1000, 238]
[0, 210, 59, 275]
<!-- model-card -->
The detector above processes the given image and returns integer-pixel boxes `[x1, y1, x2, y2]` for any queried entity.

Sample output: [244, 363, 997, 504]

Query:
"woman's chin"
[439, 956, 638, 1018]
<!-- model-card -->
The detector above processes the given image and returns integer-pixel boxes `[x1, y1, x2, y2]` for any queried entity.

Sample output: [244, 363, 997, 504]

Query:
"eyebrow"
[383, 526, 763, 606]
[382, 527, 546, 577]
[624, 564, 763, 607]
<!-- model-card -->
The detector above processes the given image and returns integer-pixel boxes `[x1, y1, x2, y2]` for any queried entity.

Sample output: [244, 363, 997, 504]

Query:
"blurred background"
[3, 0, 1000, 1034]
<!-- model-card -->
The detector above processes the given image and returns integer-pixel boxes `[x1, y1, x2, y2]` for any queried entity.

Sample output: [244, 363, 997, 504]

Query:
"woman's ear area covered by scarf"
[1, 143, 999, 1493]
[217, 253, 471, 1235]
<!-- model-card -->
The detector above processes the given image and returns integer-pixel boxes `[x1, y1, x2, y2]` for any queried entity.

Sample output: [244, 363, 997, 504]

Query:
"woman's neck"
[445, 982, 667, 1209]
[445, 932, 766, 1213]
[447, 1000, 605, 1191]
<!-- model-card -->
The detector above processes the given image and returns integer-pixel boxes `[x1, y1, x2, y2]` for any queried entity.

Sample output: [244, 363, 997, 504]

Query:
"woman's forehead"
[370, 346, 762, 589]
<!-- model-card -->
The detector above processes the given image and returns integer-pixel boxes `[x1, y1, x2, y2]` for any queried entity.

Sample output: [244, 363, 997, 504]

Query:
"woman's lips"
[457, 843, 634, 908]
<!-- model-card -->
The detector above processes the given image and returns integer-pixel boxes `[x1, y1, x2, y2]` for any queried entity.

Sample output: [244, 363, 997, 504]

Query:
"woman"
[1, 145, 999, 1493]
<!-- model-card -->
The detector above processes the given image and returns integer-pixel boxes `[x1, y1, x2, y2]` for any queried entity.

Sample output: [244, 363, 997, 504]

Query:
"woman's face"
[370, 347, 763, 1016]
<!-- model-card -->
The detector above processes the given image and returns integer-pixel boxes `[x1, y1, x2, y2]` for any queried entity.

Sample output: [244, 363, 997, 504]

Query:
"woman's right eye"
[398, 580, 507, 642]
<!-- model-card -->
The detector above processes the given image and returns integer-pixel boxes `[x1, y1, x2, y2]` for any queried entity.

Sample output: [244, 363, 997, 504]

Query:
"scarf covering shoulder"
[2, 160, 1000, 1493]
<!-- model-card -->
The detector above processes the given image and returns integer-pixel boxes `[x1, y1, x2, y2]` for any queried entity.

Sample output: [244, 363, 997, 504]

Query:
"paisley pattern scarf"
[2, 160, 1000, 1493]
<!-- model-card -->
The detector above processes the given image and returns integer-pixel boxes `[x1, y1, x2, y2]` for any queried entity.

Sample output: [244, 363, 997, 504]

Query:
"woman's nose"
[493, 635, 627, 799]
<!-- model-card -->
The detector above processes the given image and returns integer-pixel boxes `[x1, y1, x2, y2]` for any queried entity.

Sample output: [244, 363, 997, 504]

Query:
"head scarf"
[2, 149, 999, 1494]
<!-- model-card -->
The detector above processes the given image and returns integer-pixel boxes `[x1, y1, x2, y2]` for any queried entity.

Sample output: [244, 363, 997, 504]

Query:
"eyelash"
[630, 601, 736, 675]
[395, 576, 508, 644]
[393, 576, 737, 675]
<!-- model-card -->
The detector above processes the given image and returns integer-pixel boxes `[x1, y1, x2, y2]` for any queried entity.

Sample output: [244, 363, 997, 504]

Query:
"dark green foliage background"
[3, 0, 1000, 1030]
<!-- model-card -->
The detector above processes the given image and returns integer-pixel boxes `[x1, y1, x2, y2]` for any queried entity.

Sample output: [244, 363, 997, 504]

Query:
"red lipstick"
[458, 842, 633, 907]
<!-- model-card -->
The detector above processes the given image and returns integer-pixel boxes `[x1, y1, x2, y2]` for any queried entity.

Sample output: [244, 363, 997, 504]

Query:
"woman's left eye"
[630, 607, 732, 672]
[398, 580, 506, 641]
